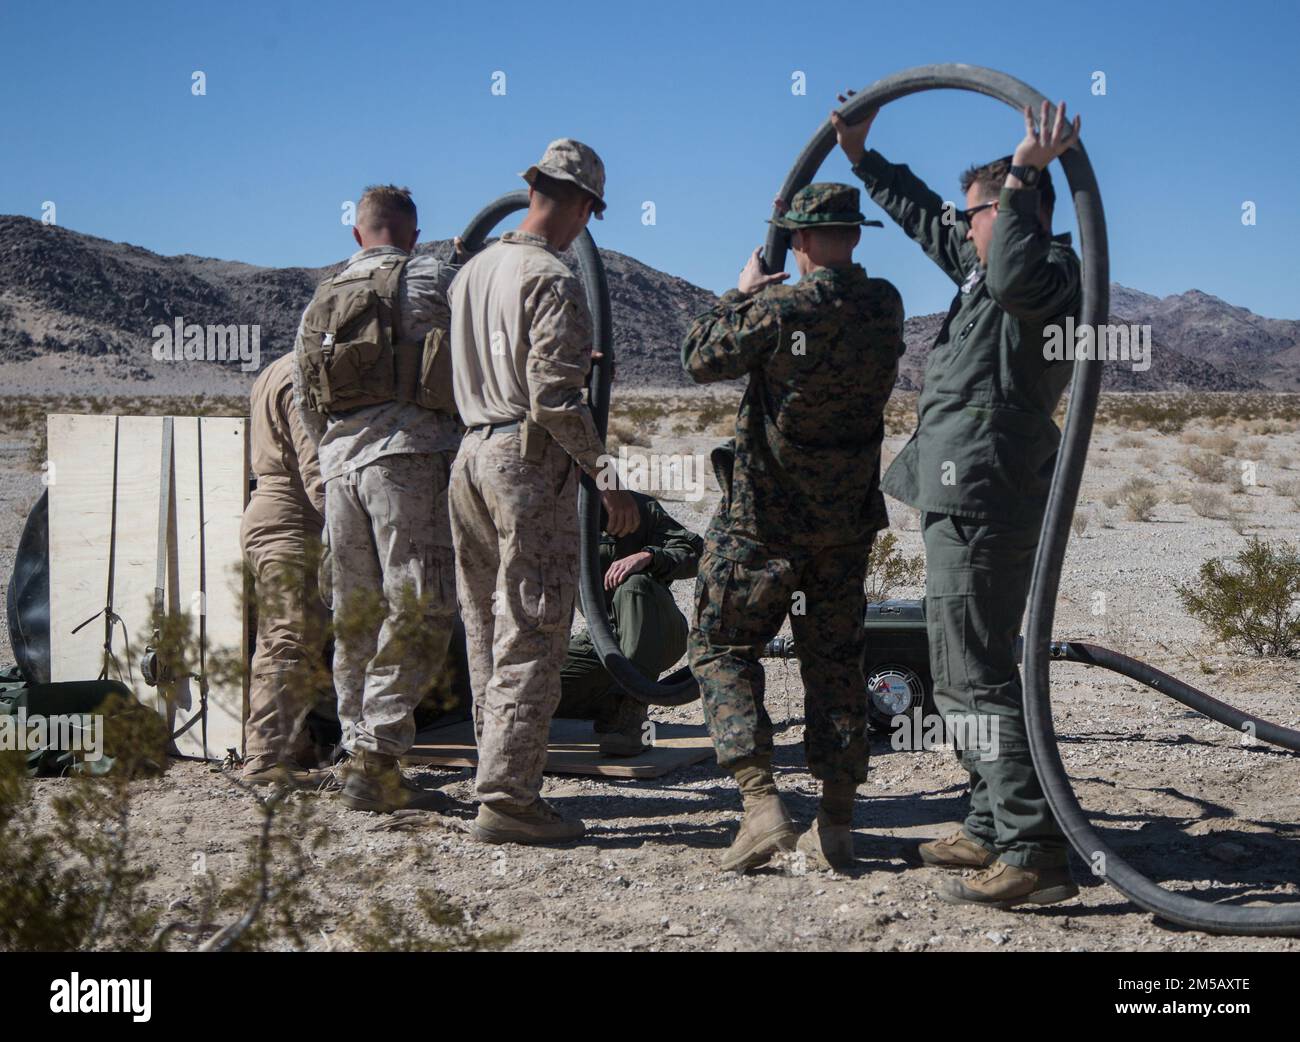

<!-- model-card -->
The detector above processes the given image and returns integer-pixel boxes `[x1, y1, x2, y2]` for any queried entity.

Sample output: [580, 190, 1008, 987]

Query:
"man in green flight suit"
[683, 182, 905, 874]
[555, 491, 703, 756]
[834, 92, 1084, 907]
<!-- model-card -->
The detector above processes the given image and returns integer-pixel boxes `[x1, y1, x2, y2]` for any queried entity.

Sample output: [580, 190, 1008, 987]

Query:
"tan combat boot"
[721, 759, 797, 873]
[796, 781, 856, 872]
[935, 860, 1078, 908]
[471, 798, 585, 846]
[242, 761, 328, 790]
[338, 749, 410, 813]
[598, 696, 651, 758]
[918, 829, 998, 869]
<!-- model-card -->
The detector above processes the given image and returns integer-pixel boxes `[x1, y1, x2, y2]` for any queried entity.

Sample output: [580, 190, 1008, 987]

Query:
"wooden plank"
[172, 416, 248, 759]
[405, 719, 715, 779]
[110, 416, 166, 712]
[47, 415, 119, 685]
[198, 416, 248, 759]
[171, 417, 204, 756]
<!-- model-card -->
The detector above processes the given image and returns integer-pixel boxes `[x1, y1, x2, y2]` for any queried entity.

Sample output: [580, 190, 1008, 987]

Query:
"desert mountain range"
[1, 214, 1294, 397]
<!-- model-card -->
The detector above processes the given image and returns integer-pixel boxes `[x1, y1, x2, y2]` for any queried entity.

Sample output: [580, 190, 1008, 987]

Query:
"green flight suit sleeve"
[851, 149, 975, 287]
[985, 186, 1082, 324]
[639, 498, 703, 583]
[681, 288, 782, 383]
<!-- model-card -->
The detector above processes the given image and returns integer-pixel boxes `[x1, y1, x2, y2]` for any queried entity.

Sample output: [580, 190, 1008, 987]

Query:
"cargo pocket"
[421, 544, 458, 614]
[519, 557, 569, 633]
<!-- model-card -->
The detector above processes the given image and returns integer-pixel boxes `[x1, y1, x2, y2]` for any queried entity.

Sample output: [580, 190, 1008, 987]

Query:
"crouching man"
[556, 491, 702, 755]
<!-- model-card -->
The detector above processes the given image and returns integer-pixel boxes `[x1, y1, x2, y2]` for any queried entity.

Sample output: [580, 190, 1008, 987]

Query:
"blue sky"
[2, 0, 1297, 319]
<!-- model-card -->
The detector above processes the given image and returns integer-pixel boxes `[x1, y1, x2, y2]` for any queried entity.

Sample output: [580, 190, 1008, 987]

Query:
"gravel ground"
[4, 392, 1300, 951]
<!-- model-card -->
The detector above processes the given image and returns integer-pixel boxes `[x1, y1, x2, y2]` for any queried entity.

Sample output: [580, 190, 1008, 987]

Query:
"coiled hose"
[458, 193, 700, 708]
[773, 63, 1300, 935]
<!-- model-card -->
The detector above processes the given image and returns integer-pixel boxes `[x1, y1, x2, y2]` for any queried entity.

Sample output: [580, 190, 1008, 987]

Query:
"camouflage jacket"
[449, 230, 608, 479]
[851, 149, 1082, 524]
[682, 264, 904, 562]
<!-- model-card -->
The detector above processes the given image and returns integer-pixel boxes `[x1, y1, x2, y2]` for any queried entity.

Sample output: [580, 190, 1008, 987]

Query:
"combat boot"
[935, 860, 1078, 908]
[721, 759, 797, 873]
[470, 798, 585, 846]
[918, 829, 998, 869]
[598, 696, 650, 758]
[796, 781, 857, 872]
[242, 762, 326, 789]
[338, 749, 409, 813]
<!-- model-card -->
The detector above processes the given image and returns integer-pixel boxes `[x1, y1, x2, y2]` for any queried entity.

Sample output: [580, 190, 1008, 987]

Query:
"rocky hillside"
[0, 214, 1290, 395]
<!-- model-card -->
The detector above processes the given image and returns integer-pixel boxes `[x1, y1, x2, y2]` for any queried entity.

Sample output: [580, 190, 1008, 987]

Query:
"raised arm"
[832, 95, 973, 285]
[682, 247, 788, 382]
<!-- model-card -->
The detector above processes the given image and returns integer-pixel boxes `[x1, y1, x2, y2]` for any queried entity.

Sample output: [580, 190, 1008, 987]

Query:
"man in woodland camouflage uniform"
[683, 183, 904, 873]
[449, 140, 639, 845]
[294, 185, 461, 812]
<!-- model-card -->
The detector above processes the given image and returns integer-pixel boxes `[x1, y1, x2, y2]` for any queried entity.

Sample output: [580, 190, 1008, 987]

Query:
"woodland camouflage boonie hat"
[770, 182, 883, 229]
[520, 138, 607, 219]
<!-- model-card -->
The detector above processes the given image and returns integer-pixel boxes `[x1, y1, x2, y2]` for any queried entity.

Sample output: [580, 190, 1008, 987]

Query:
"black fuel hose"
[775, 63, 1300, 935]
[458, 193, 700, 707]
[1050, 641, 1300, 753]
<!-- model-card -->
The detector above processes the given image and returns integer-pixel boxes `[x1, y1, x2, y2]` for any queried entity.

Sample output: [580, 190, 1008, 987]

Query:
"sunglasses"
[962, 201, 999, 221]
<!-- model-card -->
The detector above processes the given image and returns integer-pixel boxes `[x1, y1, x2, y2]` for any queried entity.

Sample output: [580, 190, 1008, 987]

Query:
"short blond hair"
[357, 184, 418, 233]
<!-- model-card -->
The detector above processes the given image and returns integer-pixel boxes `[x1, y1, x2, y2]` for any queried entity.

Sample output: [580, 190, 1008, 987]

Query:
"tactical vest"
[298, 256, 456, 416]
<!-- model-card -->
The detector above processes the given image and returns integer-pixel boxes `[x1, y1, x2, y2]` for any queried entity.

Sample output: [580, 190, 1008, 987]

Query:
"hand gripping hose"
[458, 193, 700, 707]
[773, 63, 1300, 935]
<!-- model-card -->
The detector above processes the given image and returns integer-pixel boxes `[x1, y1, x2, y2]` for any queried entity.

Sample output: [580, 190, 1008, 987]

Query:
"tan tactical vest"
[298, 256, 456, 416]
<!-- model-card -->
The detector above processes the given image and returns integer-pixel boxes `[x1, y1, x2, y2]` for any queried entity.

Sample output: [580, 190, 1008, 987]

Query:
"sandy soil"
[4, 391, 1300, 952]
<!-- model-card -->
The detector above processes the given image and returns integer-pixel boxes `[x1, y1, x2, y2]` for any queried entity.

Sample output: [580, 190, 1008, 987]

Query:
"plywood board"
[47, 415, 120, 685]
[49, 412, 249, 762]
[405, 719, 716, 779]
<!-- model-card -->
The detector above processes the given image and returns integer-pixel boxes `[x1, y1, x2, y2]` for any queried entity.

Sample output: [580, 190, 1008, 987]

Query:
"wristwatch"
[1009, 163, 1042, 187]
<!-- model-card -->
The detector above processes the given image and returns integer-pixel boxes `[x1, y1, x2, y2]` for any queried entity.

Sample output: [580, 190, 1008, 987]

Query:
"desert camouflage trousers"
[450, 427, 579, 808]
[241, 493, 329, 771]
[326, 451, 457, 758]
[688, 539, 873, 784]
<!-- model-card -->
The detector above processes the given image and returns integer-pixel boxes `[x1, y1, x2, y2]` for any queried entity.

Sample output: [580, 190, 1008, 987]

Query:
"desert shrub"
[1071, 508, 1089, 537]
[1181, 450, 1228, 483]
[1272, 476, 1300, 498]
[1190, 488, 1231, 520]
[1118, 476, 1160, 521]
[865, 530, 924, 603]
[1115, 432, 1145, 449]
[1100, 488, 1121, 509]
[607, 417, 649, 448]
[1176, 538, 1300, 656]
[1123, 488, 1160, 522]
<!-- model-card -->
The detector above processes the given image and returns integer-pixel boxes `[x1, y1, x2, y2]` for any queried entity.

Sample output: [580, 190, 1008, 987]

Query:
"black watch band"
[1009, 163, 1041, 187]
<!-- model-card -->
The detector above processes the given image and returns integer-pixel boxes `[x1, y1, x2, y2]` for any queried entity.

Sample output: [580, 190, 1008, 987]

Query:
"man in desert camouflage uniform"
[240, 351, 329, 785]
[683, 183, 904, 873]
[449, 139, 639, 845]
[294, 185, 461, 813]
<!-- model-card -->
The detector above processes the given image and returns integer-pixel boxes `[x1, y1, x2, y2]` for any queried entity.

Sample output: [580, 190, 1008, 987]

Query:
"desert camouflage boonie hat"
[769, 182, 882, 230]
[520, 138, 607, 219]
